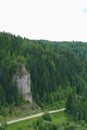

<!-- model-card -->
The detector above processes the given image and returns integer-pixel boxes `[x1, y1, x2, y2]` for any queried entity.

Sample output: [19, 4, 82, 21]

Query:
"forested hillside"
[0, 32, 87, 111]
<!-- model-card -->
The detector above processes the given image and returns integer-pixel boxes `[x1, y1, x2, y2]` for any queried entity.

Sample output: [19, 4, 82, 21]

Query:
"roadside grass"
[8, 117, 42, 130]
[7, 111, 87, 130]
[51, 111, 67, 124]
[0, 103, 41, 122]
[0, 101, 65, 122]
[8, 111, 66, 130]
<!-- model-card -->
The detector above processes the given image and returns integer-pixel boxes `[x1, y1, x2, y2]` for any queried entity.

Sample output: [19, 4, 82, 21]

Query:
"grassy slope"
[7, 112, 66, 130]
[0, 103, 41, 122]
[8, 112, 87, 130]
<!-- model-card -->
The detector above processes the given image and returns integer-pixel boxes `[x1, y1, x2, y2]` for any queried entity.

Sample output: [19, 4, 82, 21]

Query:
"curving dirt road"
[7, 108, 66, 125]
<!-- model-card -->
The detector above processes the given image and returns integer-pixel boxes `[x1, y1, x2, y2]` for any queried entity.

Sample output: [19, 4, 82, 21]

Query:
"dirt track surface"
[7, 108, 66, 124]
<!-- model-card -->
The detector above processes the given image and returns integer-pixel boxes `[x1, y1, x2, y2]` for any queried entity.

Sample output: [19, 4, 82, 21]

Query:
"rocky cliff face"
[13, 64, 32, 103]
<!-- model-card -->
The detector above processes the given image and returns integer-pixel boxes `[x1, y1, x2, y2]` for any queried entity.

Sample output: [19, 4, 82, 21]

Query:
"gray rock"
[13, 64, 32, 103]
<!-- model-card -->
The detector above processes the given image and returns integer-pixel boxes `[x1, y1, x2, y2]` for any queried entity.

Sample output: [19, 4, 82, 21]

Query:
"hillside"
[0, 32, 87, 110]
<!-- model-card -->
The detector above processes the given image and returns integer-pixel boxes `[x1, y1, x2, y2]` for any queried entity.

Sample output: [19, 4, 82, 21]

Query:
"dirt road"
[7, 108, 66, 125]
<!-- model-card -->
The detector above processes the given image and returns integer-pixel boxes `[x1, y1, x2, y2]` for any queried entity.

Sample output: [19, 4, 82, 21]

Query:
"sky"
[0, 0, 87, 41]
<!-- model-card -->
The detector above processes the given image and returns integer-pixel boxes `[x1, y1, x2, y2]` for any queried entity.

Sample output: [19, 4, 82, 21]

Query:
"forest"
[0, 32, 87, 121]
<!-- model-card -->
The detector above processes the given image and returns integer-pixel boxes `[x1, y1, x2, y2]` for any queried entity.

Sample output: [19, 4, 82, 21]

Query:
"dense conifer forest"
[1, 32, 87, 121]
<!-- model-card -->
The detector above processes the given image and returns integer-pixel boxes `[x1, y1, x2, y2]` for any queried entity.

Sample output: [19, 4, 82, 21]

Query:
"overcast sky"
[0, 0, 87, 41]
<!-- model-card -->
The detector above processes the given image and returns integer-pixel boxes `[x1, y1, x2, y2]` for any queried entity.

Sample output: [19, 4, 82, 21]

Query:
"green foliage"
[0, 121, 8, 130]
[64, 125, 77, 130]
[31, 119, 57, 130]
[0, 106, 8, 117]
[1, 32, 87, 109]
[8, 111, 87, 130]
[42, 113, 52, 121]
[66, 91, 87, 122]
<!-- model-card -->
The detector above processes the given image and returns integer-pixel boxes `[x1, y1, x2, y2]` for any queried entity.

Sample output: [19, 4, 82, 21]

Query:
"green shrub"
[42, 113, 52, 121]
[0, 121, 8, 130]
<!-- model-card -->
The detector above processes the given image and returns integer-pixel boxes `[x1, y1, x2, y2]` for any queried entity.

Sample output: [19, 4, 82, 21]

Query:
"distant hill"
[0, 32, 87, 108]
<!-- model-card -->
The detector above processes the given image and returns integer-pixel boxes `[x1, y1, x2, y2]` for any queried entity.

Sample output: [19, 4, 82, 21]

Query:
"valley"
[0, 32, 87, 129]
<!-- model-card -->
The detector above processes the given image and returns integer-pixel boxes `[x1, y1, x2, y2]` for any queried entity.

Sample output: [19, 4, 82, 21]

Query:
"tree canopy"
[0, 32, 87, 110]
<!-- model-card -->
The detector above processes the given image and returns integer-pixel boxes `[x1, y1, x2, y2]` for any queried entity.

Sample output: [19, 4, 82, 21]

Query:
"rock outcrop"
[13, 64, 32, 103]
